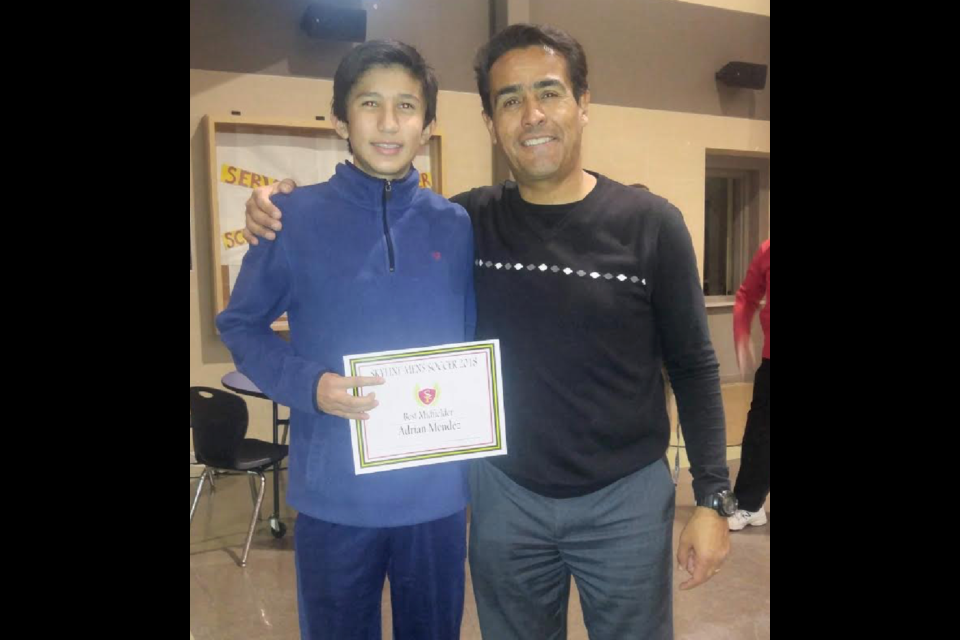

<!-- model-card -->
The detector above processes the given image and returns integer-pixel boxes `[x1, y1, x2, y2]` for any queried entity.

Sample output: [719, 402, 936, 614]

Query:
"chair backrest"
[190, 387, 249, 468]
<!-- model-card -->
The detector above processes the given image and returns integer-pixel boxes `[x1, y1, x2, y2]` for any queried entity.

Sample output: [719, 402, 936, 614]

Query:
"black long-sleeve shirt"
[452, 172, 729, 501]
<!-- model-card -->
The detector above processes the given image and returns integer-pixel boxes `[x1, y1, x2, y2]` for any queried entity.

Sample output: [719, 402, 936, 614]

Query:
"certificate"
[342, 339, 507, 474]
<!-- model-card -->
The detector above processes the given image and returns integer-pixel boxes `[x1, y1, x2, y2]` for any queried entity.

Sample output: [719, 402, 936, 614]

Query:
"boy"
[216, 40, 475, 640]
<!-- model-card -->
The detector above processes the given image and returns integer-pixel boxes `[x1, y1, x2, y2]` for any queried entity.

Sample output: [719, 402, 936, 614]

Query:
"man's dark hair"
[473, 24, 588, 116]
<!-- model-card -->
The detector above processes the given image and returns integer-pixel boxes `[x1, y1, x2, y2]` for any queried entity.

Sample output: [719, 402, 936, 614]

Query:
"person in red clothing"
[729, 239, 770, 531]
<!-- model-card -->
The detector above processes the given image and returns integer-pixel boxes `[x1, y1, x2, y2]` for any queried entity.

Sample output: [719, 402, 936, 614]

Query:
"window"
[703, 153, 769, 301]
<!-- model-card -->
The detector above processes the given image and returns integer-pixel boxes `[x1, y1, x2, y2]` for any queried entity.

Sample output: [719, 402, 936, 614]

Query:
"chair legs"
[190, 468, 210, 524]
[190, 466, 269, 567]
[241, 470, 267, 567]
[248, 474, 263, 521]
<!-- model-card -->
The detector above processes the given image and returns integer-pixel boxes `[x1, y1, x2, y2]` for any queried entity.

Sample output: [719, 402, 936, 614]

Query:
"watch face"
[721, 492, 738, 516]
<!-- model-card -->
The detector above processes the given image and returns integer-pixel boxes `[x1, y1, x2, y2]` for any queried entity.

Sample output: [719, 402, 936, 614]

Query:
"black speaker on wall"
[300, 4, 367, 42]
[715, 62, 767, 90]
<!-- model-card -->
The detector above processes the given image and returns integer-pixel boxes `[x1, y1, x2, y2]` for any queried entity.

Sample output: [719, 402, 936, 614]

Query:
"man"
[243, 24, 733, 640]
[217, 41, 475, 640]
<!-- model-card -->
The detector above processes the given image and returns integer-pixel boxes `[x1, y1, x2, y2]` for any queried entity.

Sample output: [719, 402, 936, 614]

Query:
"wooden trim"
[207, 115, 337, 132]
[205, 115, 226, 329]
[437, 132, 446, 196]
[220, 266, 231, 310]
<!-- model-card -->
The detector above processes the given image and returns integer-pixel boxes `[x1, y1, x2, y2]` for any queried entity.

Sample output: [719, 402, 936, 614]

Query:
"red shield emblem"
[418, 388, 437, 405]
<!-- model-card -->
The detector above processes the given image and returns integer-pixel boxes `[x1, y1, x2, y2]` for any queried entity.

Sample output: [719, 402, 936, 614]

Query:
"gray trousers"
[468, 459, 675, 640]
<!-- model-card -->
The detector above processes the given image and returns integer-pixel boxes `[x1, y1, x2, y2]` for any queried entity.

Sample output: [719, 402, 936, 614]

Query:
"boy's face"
[333, 65, 434, 181]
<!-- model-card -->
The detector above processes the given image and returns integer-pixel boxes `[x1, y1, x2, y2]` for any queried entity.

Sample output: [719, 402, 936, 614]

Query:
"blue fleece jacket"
[216, 161, 475, 527]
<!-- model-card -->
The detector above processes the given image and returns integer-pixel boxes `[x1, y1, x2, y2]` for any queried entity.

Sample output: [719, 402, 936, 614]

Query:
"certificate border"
[345, 342, 504, 469]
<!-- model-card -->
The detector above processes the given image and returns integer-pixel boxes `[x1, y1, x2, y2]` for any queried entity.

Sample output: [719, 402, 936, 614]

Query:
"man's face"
[483, 46, 589, 186]
[334, 65, 434, 181]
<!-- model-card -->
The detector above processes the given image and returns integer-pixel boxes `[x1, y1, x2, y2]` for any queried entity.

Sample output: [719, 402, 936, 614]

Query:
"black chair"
[190, 386, 289, 566]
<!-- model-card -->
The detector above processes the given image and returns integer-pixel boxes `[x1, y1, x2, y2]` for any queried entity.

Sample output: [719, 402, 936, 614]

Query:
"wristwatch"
[698, 490, 738, 517]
